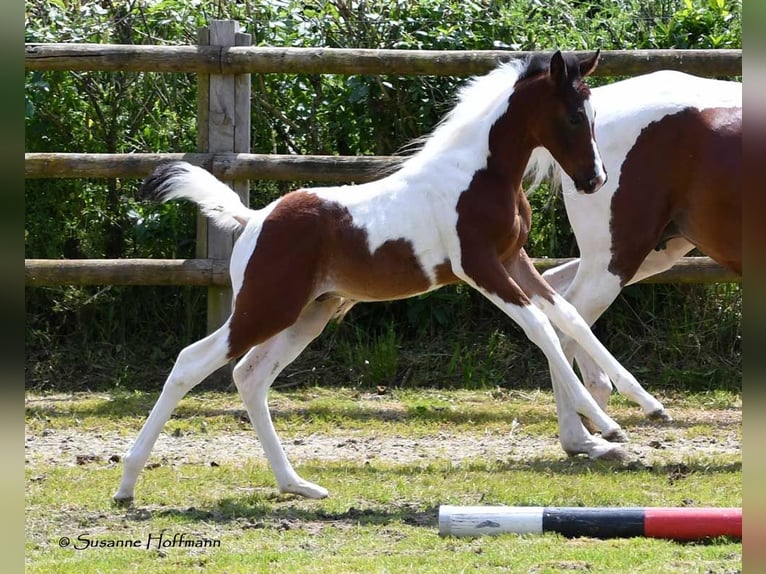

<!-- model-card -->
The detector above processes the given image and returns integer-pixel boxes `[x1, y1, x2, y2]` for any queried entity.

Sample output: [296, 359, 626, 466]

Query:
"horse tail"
[523, 147, 562, 194]
[140, 161, 253, 231]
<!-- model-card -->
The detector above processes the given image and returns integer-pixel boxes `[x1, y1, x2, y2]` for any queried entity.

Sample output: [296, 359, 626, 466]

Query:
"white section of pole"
[438, 506, 544, 537]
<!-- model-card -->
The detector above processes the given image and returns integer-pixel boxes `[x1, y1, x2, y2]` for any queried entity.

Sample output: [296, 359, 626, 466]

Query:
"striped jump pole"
[438, 506, 742, 540]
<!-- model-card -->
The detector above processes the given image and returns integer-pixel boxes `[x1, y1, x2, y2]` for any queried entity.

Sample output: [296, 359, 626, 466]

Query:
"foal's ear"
[578, 49, 600, 78]
[549, 50, 567, 85]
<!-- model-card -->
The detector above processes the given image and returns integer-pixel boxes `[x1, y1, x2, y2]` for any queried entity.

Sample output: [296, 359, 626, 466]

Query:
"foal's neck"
[485, 88, 539, 196]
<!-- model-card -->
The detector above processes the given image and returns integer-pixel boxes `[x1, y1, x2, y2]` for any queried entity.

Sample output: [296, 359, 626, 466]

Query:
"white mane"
[398, 59, 529, 176]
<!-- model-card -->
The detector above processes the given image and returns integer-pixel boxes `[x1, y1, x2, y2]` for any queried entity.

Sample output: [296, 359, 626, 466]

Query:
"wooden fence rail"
[25, 257, 739, 288]
[25, 32, 743, 327]
[25, 152, 398, 183]
[25, 45, 741, 77]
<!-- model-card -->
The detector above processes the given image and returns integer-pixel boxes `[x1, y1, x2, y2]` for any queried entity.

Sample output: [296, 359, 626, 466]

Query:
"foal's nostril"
[585, 174, 606, 194]
[574, 174, 605, 194]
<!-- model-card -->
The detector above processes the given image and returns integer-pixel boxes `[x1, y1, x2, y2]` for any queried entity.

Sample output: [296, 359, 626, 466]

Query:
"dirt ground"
[25, 400, 741, 471]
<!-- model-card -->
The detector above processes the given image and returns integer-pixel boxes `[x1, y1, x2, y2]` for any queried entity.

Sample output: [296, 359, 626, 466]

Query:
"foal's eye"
[568, 110, 586, 126]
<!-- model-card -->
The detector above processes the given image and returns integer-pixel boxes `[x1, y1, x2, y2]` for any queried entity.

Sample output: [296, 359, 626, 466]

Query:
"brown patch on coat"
[433, 259, 458, 285]
[456, 71, 590, 306]
[608, 106, 742, 284]
[227, 192, 433, 358]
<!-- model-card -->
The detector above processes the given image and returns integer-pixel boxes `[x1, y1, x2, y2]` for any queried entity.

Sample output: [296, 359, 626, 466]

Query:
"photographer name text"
[59, 531, 221, 550]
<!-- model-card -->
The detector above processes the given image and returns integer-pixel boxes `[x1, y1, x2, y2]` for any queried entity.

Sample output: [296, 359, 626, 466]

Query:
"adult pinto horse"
[526, 70, 741, 457]
[115, 50, 654, 504]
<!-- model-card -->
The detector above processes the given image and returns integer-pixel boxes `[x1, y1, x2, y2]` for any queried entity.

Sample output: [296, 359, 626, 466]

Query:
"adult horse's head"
[520, 49, 606, 194]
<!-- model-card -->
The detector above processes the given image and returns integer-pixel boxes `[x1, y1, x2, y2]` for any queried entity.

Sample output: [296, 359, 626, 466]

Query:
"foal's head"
[519, 50, 606, 194]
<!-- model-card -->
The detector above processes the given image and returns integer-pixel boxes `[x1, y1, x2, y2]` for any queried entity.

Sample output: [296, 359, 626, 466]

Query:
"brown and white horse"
[115, 51, 657, 503]
[526, 70, 742, 455]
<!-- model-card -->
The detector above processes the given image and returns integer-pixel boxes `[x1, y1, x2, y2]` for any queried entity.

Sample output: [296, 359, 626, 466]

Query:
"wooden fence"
[24, 21, 742, 333]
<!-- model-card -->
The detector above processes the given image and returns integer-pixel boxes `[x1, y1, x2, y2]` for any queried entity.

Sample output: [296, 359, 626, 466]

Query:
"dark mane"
[517, 52, 553, 82]
[517, 51, 592, 96]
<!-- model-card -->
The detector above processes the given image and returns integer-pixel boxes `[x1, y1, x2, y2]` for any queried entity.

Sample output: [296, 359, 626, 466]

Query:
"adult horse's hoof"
[602, 428, 630, 443]
[647, 409, 673, 423]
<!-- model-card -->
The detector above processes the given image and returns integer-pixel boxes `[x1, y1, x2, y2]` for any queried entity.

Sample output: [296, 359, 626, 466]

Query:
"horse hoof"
[595, 446, 632, 462]
[648, 409, 673, 423]
[602, 428, 630, 443]
[281, 481, 329, 499]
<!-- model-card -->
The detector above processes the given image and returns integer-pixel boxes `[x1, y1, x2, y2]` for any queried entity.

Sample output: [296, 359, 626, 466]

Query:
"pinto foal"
[115, 50, 651, 503]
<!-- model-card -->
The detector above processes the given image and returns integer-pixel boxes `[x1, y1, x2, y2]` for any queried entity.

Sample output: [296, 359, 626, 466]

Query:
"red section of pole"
[644, 508, 741, 540]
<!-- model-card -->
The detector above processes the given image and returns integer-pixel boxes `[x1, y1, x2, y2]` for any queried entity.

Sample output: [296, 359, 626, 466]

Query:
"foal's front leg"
[456, 254, 627, 459]
[511, 250, 668, 422]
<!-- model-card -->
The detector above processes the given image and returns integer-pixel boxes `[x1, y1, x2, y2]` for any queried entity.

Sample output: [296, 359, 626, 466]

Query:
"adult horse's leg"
[232, 297, 344, 499]
[114, 323, 233, 503]
[624, 238, 695, 286]
[542, 258, 621, 411]
[541, 260, 614, 412]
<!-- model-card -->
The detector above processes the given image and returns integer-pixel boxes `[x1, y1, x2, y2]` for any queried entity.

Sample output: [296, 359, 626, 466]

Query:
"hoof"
[593, 444, 633, 463]
[647, 409, 673, 423]
[602, 428, 630, 443]
[280, 481, 329, 500]
[565, 442, 630, 462]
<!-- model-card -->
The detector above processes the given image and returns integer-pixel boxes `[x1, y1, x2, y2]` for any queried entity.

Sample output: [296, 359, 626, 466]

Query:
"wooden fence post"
[197, 20, 252, 340]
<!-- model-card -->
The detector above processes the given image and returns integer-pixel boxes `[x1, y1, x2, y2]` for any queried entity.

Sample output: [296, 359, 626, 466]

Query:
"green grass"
[26, 460, 741, 574]
[25, 388, 741, 573]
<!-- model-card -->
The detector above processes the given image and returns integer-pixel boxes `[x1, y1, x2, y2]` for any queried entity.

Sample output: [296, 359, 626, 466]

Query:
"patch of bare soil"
[25, 404, 741, 471]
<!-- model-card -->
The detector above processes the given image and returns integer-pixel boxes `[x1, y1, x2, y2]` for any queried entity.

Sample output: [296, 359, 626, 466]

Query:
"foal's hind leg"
[114, 324, 232, 503]
[232, 297, 343, 499]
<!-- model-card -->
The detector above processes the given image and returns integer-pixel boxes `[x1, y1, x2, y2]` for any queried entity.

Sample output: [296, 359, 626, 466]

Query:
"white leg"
[539, 260, 625, 453]
[556, 292, 621, 415]
[459, 255, 627, 459]
[625, 238, 694, 286]
[550, 371, 628, 460]
[232, 297, 342, 499]
[114, 323, 232, 503]
[572, 345, 614, 409]
[541, 258, 580, 294]
[471, 285, 626, 445]
[542, 258, 616, 409]
[550, 239, 693, 414]
[533, 292, 668, 421]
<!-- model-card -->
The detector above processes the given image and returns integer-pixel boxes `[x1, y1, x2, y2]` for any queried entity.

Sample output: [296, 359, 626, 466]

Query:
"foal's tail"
[140, 161, 254, 231]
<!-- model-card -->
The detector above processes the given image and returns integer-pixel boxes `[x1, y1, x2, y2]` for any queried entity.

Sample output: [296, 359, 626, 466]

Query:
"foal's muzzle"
[575, 173, 607, 194]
